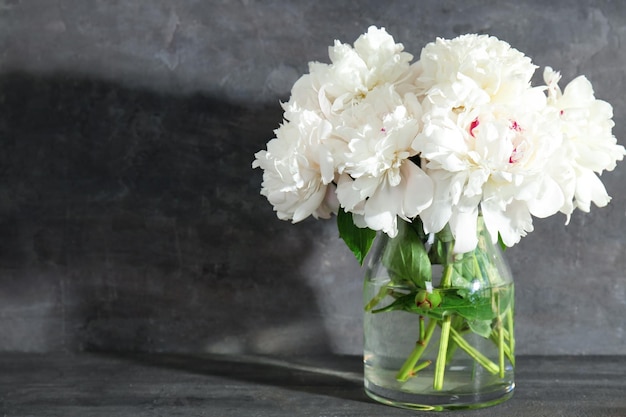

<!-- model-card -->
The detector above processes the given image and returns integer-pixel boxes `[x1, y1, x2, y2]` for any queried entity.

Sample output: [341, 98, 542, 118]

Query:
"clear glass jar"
[363, 218, 515, 411]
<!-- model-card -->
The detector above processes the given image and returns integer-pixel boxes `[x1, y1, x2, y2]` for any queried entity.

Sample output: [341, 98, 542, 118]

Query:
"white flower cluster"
[253, 27, 625, 253]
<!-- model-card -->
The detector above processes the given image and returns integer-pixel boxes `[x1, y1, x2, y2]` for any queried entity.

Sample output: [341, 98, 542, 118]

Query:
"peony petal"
[362, 182, 401, 236]
[449, 208, 479, 253]
[292, 186, 327, 222]
[526, 176, 564, 218]
[421, 169, 461, 232]
[336, 173, 362, 211]
[400, 161, 434, 217]
[574, 169, 611, 212]
[318, 145, 335, 184]
[482, 200, 533, 248]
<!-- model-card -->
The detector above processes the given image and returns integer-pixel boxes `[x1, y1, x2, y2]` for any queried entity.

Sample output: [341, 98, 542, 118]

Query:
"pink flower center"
[469, 118, 480, 137]
[509, 120, 522, 164]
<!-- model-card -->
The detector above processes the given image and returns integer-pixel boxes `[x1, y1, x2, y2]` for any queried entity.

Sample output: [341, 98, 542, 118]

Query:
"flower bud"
[415, 289, 442, 309]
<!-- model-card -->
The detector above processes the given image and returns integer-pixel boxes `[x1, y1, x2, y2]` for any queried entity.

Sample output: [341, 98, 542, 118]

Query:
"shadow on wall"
[0, 71, 332, 354]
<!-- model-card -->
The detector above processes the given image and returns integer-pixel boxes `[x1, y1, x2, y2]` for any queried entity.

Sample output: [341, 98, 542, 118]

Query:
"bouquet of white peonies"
[253, 26, 624, 257]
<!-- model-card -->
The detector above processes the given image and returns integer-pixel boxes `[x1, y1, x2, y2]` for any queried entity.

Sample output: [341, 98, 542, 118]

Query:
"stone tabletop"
[1, 353, 624, 417]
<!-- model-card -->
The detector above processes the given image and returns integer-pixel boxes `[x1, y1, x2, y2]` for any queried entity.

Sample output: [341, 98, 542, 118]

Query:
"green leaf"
[428, 237, 447, 264]
[457, 254, 476, 282]
[406, 217, 427, 240]
[469, 319, 493, 338]
[382, 221, 432, 288]
[434, 292, 497, 321]
[497, 233, 508, 251]
[370, 293, 416, 314]
[371, 288, 499, 324]
[436, 224, 454, 242]
[337, 207, 376, 265]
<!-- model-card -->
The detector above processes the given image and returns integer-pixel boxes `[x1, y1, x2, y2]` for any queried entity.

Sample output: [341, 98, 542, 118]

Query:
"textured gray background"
[0, 0, 624, 355]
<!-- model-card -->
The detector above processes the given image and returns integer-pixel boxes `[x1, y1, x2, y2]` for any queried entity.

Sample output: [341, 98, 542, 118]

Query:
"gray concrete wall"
[0, 0, 624, 355]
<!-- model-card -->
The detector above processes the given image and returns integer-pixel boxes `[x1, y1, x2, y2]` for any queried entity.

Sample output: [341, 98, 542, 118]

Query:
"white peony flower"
[283, 26, 418, 121]
[252, 110, 338, 223]
[255, 26, 424, 230]
[334, 85, 433, 237]
[415, 89, 564, 252]
[544, 67, 626, 220]
[416, 34, 537, 110]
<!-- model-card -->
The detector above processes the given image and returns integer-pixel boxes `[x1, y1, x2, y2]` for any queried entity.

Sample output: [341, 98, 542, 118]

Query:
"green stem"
[472, 253, 482, 279]
[412, 360, 432, 374]
[492, 306, 516, 366]
[450, 327, 499, 375]
[445, 338, 458, 364]
[500, 325, 511, 341]
[396, 319, 437, 382]
[434, 316, 452, 390]
[498, 318, 505, 378]
[496, 293, 505, 378]
[490, 332, 515, 366]
[444, 316, 465, 364]
[507, 306, 515, 357]
[364, 283, 390, 312]
[432, 258, 455, 390]
[440, 259, 454, 288]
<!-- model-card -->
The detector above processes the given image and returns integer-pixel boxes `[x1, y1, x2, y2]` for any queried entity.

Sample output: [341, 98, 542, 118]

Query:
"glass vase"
[363, 217, 515, 411]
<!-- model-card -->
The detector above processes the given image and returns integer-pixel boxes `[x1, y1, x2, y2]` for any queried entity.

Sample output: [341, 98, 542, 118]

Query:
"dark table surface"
[0, 353, 624, 416]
